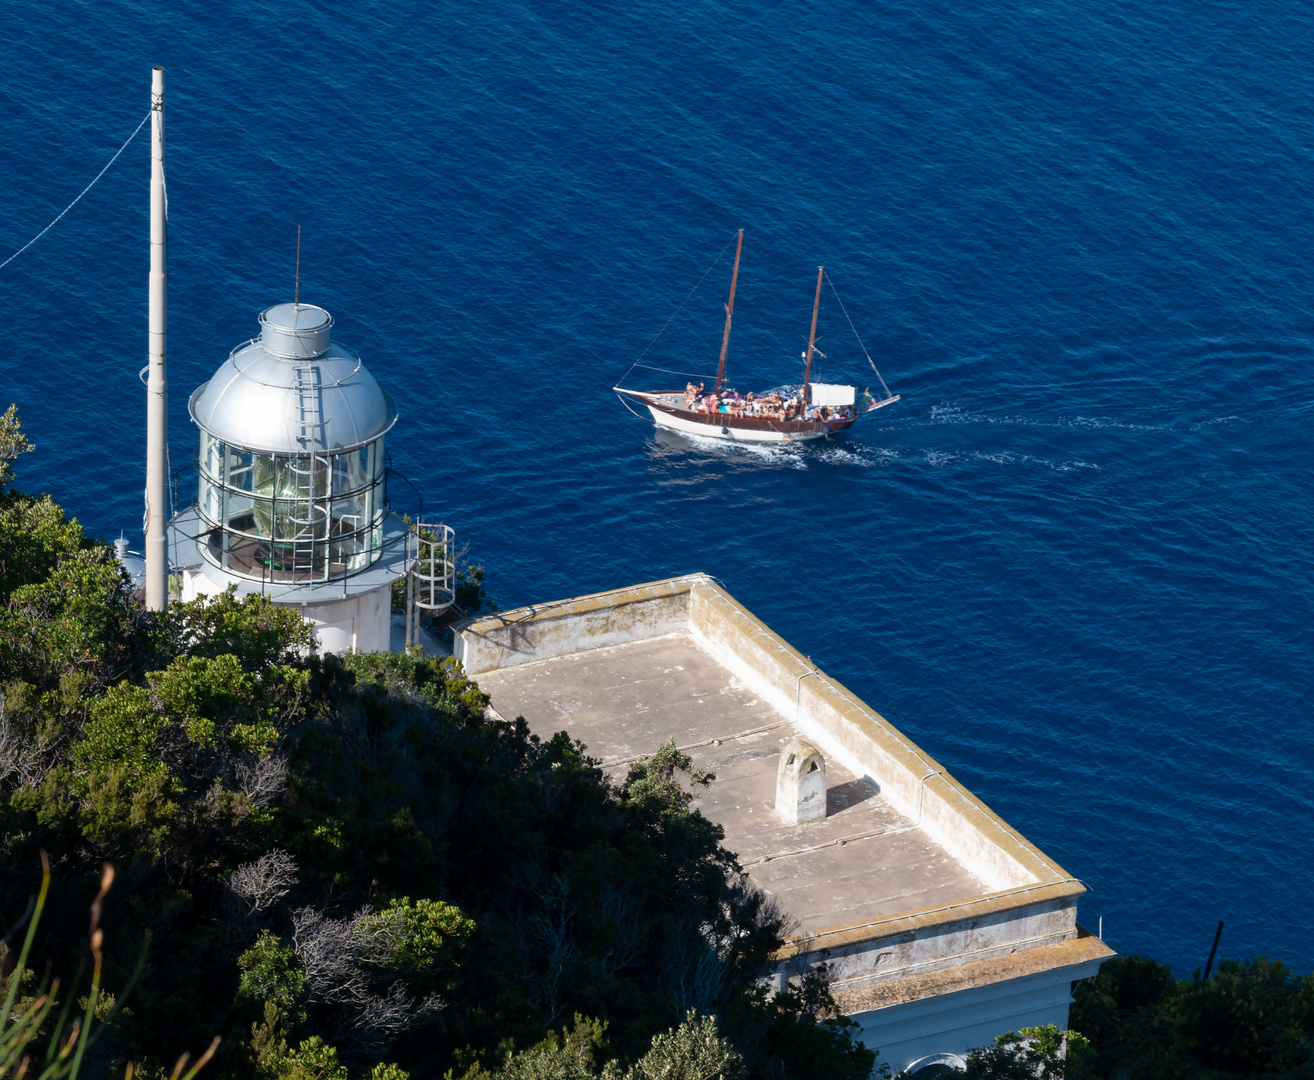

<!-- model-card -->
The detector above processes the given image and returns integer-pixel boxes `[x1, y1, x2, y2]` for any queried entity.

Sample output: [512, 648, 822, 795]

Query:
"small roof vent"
[776, 740, 827, 825]
[259, 303, 333, 359]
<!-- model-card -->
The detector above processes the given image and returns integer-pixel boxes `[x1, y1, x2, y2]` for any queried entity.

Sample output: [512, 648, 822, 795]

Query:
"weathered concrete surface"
[686, 582, 1044, 894]
[833, 931, 1113, 1014]
[477, 631, 989, 932]
[453, 577, 692, 674]
[455, 574, 1104, 1007]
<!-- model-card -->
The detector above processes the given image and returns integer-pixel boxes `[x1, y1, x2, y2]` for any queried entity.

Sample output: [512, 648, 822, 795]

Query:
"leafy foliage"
[479, 1012, 743, 1080]
[948, 1025, 1092, 1080]
[624, 1012, 743, 1080]
[0, 425, 861, 1080]
[356, 898, 475, 973]
[237, 931, 305, 1016]
[0, 405, 33, 494]
[1069, 953, 1314, 1080]
[723, 973, 876, 1080]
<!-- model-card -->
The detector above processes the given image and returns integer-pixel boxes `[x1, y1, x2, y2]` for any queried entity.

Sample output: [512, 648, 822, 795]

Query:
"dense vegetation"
[1064, 954, 1314, 1080]
[0, 407, 873, 1080]
[926, 951, 1314, 1080]
[3, 407, 1311, 1080]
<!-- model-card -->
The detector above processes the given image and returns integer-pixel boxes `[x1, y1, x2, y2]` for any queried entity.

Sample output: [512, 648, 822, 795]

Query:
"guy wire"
[824, 269, 892, 400]
[0, 110, 152, 274]
[617, 230, 740, 387]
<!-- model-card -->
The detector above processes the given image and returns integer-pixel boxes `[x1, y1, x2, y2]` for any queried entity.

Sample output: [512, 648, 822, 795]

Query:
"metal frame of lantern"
[195, 429, 389, 585]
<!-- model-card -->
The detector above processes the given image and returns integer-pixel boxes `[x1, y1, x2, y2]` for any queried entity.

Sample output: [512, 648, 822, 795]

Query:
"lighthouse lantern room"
[190, 303, 392, 584]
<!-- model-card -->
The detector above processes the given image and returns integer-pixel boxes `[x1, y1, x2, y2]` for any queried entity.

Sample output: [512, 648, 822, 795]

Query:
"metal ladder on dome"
[294, 362, 330, 448]
[286, 363, 331, 579]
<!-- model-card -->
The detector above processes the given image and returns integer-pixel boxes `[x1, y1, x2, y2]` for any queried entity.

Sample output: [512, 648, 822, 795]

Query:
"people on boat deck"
[683, 386, 856, 423]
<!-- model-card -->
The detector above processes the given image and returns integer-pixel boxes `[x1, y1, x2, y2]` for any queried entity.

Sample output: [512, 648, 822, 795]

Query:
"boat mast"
[801, 264, 823, 405]
[713, 229, 744, 393]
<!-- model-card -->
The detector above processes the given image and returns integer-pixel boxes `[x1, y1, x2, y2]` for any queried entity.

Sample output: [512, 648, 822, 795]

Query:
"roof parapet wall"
[685, 581, 1047, 893]
[454, 575, 693, 673]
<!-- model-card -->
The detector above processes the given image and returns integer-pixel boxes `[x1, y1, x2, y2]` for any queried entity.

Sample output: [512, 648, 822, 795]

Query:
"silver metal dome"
[188, 303, 397, 454]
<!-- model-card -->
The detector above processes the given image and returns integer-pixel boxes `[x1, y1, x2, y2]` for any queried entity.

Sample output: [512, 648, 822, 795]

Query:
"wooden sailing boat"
[614, 230, 900, 443]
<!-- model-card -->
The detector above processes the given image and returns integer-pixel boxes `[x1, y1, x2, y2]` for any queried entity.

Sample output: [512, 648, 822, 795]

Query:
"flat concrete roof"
[478, 631, 988, 932]
[456, 574, 1110, 1000]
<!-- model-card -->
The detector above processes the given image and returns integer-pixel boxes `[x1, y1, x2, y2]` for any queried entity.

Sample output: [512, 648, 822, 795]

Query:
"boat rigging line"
[629, 362, 721, 381]
[0, 109, 153, 274]
[616, 228, 741, 388]
[614, 392, 654, 424]
[824, 269, 893, 400]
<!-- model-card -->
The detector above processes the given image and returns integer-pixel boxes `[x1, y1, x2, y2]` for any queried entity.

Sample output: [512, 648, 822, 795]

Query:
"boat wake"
[648, 428, 811, 469]
[650, 427, 1099, 475]
[926, 402, 1246, 435]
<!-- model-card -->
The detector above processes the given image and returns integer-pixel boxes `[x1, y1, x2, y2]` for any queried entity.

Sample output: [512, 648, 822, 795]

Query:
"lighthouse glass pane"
[198, 431, 223, 530]
[200, 474, 222, 526]
[226, 491, 256, 530]
[226, 450, 257, 493]
[331, 444, 372, 497]
[200, 430, 221, 480]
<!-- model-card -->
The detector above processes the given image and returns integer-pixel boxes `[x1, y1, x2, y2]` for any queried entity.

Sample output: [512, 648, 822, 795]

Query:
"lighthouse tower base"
[179, 570, 393, 653]
[169, 506, 410, 656]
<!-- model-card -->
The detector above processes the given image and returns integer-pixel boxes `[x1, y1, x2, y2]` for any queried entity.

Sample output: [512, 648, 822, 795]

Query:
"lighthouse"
[132, 69, 451, 653]
[172, 301, 427, 652]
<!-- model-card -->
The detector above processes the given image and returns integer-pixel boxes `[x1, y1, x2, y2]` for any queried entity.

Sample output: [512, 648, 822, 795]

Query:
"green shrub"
[237, 932, 305, 1016]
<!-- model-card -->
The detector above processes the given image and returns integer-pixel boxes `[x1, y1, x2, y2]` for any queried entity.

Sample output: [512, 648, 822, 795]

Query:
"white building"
[453, 574, 1113, 1077]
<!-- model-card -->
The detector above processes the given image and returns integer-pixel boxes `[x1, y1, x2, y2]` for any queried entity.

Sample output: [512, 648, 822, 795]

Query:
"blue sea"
[2, 0, 1310, 978]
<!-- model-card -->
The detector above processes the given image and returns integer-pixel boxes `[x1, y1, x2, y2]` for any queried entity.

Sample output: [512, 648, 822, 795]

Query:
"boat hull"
[645, 404, 828, 442]
[619, 390, 854, 442]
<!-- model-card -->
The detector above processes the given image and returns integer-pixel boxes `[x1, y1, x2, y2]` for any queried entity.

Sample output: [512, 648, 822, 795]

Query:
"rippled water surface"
[2, 0, 1311, 975]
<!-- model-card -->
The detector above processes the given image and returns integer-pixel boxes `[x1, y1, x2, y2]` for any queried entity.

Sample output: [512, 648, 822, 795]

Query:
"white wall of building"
[854, 966, 1090, 1077]
[179, 571, 393, 655]
[304, 587, 392, 653]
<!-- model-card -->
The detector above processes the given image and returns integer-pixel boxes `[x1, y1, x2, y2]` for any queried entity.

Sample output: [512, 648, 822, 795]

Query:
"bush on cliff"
[1068, 953, 1314, 1080]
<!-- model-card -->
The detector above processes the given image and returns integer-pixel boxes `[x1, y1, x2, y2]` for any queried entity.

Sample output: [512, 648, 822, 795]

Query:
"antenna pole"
[294, 225, 301, 310]
[802, 265, 823, 405]
[713, 229, 743, 393]
[144, 66, 169, 612]
[1203, 920, 1224, 980]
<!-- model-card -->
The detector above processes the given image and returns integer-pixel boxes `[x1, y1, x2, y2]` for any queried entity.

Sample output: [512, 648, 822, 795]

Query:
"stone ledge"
[832, 932, 1115, 1014]
[777, 878, 1086, 959]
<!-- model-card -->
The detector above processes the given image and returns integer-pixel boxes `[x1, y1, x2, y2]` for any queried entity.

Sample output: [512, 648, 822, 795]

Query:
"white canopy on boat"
[810, 383, 856, 406]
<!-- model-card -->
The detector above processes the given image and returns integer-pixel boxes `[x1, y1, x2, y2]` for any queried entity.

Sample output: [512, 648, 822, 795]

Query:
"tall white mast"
[801, 265, 823, 405]
[144, 66, 169, 611]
